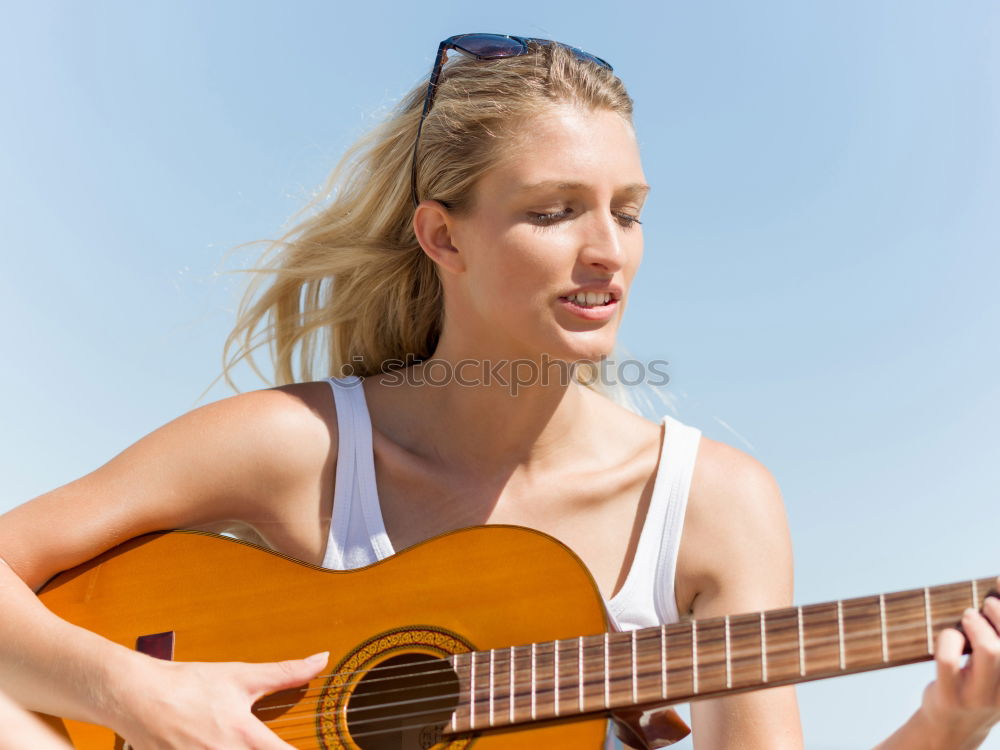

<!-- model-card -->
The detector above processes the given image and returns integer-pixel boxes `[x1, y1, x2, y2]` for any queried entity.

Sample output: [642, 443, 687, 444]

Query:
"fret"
[764, 607, 800, 682]
[801, 602, 839, 677]
[603, 632, 610, 709]
[553, 639, 560, 717]
[724, 615, 732, 689]
[691, 620, 699, 695]
[694, 616, 728, 694]
[879, 594, 888, 663]
[664, 620, 694, 700]
[469, 651, 477, 729]
[924, 587, 933, 653]
[509, 646, 516, 724]
[841, 595, 882, 669]
[631, 630, 638, 704]
[727, 612, 763, 689]
[450, 652, 461, 733]
[489, 648, 495, 726]
[836, 600, 846, 670]
[578, 636, 584, 714]
[972, 579, 979, 610]
[760, 611, 768, 683]
[530, 642, 537, 721]
[796, 607, 805, 677]
[660, 624, 668, 699]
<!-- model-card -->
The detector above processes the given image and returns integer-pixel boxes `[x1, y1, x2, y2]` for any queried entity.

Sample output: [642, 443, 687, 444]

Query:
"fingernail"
[307, 651, 329, 665]
[963, 607, 977, 618]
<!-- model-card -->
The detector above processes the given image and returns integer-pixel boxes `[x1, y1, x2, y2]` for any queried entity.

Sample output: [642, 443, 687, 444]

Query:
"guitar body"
[36, 526, 613, 749]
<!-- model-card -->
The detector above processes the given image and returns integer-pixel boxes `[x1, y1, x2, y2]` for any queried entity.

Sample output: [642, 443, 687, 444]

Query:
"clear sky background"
[2, 2, 998, 748]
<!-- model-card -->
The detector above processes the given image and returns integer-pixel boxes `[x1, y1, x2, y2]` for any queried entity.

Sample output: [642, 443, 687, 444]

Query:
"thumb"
[244, 651, 329, 698]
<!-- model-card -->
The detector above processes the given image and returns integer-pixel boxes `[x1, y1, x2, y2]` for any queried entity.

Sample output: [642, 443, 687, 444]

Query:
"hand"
[112, 651, 329, 750]
[919, 586, 1000, 750]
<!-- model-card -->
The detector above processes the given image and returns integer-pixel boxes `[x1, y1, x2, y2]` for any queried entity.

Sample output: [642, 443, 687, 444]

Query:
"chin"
[552, 332, 618, 366]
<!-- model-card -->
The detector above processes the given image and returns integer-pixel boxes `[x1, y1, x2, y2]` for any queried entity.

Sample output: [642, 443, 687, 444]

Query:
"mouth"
[557, 290, 620, 308]
[556, 291, 621, 321]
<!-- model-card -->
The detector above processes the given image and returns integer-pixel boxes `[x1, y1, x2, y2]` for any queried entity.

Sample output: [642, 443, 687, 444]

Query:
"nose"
[577, 209, 627, 274]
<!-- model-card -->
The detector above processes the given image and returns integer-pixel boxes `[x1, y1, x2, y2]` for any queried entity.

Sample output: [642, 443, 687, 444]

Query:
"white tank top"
[320, 375, 702, 631]
[320, 375, 702, 748]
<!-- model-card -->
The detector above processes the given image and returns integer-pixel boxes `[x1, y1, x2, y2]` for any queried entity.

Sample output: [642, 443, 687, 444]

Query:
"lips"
[557, 294, 620, 321]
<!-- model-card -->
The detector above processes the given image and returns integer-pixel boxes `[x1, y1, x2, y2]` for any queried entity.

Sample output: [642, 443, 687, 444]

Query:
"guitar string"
[269, 688, 588, 744]
[257, 616, 876, 721]
[259, 619, 900, 733]
[259, 661, 682, 733]
[269, 685, 615, 745]
[256, 654, 658, 720]
[279, 632, 644, 687]
[263, 596, 925, 701]
[252, 633, 668, 714]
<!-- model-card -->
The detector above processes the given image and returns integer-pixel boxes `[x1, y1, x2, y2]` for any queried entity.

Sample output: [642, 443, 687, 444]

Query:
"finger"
[961, 608, 1000, 699]
[982, 594, 1000, 634]
[243, 652, 329, 698]
[246, 720, 297, 750]
[935, 626, 966, 700]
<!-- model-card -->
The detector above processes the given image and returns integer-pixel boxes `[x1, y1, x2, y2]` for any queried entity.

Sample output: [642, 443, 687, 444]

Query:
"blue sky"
[2, 2, 998, 748]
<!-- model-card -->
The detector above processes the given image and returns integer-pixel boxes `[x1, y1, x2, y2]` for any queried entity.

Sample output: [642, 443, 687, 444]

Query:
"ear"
[413, 200, 466, 274]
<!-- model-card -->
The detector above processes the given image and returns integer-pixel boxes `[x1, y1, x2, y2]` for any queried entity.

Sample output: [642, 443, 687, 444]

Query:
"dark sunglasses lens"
[451, 33, 527, 58]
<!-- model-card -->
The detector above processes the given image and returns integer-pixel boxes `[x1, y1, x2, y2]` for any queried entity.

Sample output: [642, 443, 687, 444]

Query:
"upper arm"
[675, 437, 803, 750]
[0, 381, 338, 591]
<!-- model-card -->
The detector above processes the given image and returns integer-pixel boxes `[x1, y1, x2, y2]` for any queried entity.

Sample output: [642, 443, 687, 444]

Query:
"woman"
[0, 34, 997, 749]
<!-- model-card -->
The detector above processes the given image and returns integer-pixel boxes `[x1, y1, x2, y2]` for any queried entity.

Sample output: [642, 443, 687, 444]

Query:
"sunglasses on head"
[409, 33, 614, 208]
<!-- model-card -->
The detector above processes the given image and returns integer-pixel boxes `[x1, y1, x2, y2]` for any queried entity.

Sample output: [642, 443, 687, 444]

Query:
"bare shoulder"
[681, 439, 805, 750]
[675, 434, 794, 617]
[0, 380, 339, 589]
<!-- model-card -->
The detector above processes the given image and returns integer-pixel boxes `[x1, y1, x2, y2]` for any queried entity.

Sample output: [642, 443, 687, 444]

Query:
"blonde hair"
[223, 41, 635, 392]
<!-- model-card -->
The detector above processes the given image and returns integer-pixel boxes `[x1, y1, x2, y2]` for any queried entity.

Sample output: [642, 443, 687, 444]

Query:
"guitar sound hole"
[347, 653, 460, 750]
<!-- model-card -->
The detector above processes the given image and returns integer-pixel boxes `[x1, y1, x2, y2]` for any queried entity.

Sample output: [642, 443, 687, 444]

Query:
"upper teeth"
[569, 292, 612, 306]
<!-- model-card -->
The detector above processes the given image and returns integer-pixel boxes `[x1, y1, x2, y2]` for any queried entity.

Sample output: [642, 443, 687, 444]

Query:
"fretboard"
[446, 575, 996, 733]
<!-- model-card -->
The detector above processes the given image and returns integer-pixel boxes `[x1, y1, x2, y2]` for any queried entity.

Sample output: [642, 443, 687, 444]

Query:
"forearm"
[874, 708, 991, 750]
[0, 688, 71, 749]
[0, 562, 141, 727]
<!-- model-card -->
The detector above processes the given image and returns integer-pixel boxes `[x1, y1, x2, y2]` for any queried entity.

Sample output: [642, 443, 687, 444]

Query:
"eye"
[614, 212, 643, 230]
[528, 207, 644, 230]
[529, 208, 573, 226]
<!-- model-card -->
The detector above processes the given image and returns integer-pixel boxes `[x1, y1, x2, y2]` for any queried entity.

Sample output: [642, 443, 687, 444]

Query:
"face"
[444, 104, 649, 365]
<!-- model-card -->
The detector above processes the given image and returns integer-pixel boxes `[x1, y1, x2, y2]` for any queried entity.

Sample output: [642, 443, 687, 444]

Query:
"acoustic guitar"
[35, 526, 996, 749]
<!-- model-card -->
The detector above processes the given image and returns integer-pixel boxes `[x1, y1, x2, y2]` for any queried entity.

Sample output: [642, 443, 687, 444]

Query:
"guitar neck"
[447, 575, 997, 733]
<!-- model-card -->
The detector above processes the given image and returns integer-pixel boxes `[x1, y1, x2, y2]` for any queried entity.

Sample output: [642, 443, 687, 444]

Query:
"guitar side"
[35, 526, 615, 749]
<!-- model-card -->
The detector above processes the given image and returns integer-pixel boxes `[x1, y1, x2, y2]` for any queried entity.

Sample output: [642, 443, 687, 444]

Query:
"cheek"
[474, 236, 564, 302]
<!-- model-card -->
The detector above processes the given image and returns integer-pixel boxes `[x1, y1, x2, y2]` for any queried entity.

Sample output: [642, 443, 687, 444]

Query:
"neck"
[444, 575, 995, 734]
[371, 350, 600, 477]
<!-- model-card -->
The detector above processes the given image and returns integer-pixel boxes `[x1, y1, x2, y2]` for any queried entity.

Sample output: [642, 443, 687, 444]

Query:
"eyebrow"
[515, 180, 651, 197]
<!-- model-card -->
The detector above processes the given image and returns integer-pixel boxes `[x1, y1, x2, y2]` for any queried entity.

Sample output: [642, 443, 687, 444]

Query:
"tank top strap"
[651, 414, 702, 623]
[321, 376, 393, 569]
[605, 413, 702, 629]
